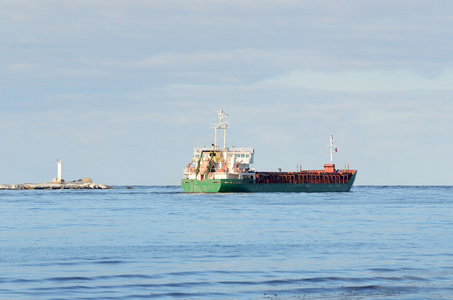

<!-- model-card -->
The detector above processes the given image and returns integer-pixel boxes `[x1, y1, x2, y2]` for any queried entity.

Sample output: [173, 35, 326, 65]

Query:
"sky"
[1, 0, 452, 186]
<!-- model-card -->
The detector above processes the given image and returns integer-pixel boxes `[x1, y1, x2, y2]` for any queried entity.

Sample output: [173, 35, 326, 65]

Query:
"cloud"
[7, 63, 46, 72]
[267, 69, 453, 92]
[1, 0, 453, 185]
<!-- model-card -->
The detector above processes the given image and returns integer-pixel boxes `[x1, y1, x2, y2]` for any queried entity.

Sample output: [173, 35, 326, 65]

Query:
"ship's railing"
[193, 147, 254, 153]
[225, 147, 254, 153]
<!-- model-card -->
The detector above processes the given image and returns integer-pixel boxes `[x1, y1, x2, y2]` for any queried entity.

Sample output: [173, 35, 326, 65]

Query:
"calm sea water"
[1, 186, 452, 299]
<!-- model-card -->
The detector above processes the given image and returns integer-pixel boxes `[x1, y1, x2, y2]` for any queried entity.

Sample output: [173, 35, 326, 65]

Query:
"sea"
[1, 186, 452, 299]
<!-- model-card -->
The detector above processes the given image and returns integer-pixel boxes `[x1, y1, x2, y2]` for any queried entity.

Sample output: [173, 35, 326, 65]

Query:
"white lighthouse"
[56, 159, 63, 183]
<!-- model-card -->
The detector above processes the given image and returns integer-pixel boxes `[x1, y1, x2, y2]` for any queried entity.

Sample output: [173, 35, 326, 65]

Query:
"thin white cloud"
[7, 63, 46, 72]
[267, 69, 453, 92]
[134, 52, 233, 68]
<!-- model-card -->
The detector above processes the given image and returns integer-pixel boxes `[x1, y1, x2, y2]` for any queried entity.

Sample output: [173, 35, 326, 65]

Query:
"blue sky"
[1, 0, 452, 185]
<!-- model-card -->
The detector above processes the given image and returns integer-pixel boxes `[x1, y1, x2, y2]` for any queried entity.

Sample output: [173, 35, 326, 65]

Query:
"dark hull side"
[181, 171, 357, 193]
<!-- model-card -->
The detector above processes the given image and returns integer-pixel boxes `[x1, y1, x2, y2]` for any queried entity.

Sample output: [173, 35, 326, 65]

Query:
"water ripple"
[1, 186, 453, 299]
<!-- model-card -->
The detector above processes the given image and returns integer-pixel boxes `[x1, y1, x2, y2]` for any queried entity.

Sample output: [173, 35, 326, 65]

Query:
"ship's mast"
[329, 135, 336, 164]
[213, 109, 228, 150]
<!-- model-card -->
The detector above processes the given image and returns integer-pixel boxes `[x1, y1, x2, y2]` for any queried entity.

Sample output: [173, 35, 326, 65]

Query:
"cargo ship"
[181, 110, 357, 193]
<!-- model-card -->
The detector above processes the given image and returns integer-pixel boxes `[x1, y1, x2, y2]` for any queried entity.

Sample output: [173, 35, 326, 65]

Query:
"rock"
[0, 181, 112, 190]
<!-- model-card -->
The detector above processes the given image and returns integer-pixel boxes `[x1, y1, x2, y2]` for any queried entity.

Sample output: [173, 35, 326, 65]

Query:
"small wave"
[112, 185, 183, 195]
[346, 284, 385, 291]
[47, 276, 94, 282]
[95, 260, 126, 265]
[261, 285, 419, 298]
[1, 273, 447, 299]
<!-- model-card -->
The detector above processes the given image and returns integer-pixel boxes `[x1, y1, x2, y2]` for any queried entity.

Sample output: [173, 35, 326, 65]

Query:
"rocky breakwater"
[0, 178, 112, 190]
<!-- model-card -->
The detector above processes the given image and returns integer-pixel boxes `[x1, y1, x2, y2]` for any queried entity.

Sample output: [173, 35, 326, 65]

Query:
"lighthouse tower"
[53, 159, 64, 183]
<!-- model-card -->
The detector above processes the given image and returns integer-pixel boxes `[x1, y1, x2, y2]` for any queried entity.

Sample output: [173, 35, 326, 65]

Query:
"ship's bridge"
[193, 147, 254, 165]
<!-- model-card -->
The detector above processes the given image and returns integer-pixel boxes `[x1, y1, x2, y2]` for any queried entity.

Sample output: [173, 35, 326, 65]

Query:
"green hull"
[181, 172, 357, 193]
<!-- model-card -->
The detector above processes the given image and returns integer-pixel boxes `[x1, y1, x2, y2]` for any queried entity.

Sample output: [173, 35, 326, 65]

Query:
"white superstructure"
[183, 110, 255, 181]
